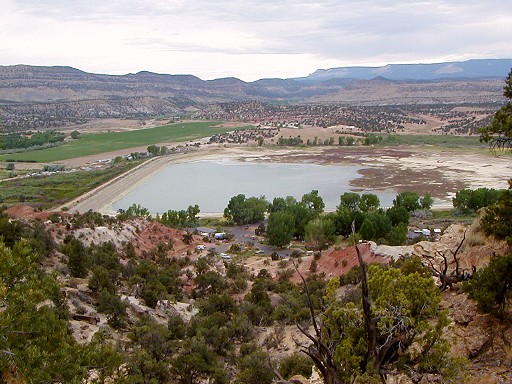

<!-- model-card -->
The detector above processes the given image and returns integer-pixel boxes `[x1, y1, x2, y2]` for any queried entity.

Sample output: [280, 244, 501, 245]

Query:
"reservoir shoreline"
[61, 146, 511, 216]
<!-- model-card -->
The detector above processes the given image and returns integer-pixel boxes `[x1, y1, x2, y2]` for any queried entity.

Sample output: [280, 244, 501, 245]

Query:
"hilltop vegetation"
[0, 179, 511, 383]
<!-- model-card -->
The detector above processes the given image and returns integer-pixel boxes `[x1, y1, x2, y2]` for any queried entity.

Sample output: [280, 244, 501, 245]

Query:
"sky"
[1, 0, 511, 81]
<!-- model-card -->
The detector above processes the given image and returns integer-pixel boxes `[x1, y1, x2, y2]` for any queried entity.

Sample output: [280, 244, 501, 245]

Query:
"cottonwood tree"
[266, 211, 295, 248]
[224, 194, 268, 225]
[305, 216, 336, 253]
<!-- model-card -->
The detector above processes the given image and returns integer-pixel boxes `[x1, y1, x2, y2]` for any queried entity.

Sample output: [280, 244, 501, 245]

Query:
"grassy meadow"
[0, 160, 143, 209]
[0, 121, 251, 163]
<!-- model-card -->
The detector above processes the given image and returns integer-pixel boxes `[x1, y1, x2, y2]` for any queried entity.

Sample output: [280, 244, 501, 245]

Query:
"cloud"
[2, 0, 511, 80]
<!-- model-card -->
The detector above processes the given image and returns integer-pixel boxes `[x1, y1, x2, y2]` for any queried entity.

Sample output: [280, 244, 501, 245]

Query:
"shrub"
[279, 353, 312, 379]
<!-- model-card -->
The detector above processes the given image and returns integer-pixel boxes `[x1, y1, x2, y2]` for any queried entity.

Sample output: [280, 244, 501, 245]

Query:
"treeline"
[118, 203, 201, 228]
[276, 134, 382, 147]
[452, 187, 504, 213]
[0, 130, 65, 150]
[223, 190, 433, 248]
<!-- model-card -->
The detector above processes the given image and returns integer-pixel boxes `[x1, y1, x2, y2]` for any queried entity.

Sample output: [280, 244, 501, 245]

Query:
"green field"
[0, 160, 143, 209]
[0, 121, 251, 163]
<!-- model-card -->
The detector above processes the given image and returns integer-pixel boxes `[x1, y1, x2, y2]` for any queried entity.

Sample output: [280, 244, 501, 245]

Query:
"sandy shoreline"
[62, 145, 511, 216]
[63, 146, 286, 215]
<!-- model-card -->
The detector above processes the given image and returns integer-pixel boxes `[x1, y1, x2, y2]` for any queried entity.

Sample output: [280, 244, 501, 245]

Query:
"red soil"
[291, 242, 389, 283]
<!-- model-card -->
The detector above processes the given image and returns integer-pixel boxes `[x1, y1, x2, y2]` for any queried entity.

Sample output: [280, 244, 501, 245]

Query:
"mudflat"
[62, 145, 511, 215]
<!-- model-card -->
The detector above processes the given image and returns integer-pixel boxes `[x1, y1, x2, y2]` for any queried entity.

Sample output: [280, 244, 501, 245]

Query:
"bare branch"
[451, 229, 467, 276]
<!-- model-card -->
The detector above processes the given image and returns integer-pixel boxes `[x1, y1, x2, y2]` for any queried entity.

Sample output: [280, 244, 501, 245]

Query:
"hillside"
[299, 58, 512, 81]
[1, 204, 511, 383]
[1, 60, 509, 131]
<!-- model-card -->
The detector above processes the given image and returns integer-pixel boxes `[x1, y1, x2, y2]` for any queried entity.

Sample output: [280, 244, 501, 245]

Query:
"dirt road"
[60, 156, 171, 214]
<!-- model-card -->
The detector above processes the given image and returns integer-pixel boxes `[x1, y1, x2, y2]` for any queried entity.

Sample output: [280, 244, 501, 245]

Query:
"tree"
[287, 202, 316, 240]
[393, 191, 421, 212]
[187, 204, 201, 224]
[479, 68, 512, 151]
[70, 130, 80, 139]
[120, 203, 151, 219]
[464, 252, 512, 320]
[480, 180, 512, 244]
[359, 193, 380, 212]
[452, 188, 502, 213]
[305, 217, 336, 252]
[171, 336, 225, 384]
[424, 231, 469, 291]
[338, 192, 361, 212]
[147, 144, 161, 156]
[386, 205, 409, 226]
[301, 190, 325, 214]
[268, 196, 296, 212]
[0, 240, 121, 382]
[224, 194, 268, 225]
[237, 348, 274, 384]
[295, 234, 463, 383]
[331, 206, 353, 236]
[387, 222, 408, 245]
[97, 290, 128, 329]
[278, 353, 312, 379]
[266, 211, 295, 248]
[359, 211, 392, 242]
[420, 192, 434, 209]
[61, 236, 90, 278]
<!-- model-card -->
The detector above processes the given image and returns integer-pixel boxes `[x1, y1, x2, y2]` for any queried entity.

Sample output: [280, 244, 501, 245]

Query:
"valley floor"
[61, 144, 511, 216]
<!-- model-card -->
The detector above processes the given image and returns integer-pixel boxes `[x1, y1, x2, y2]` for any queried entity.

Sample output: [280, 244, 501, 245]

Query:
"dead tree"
[424, 229, 474, 290]
[294, 221, 443, 382]
[292, 260, 340, 384]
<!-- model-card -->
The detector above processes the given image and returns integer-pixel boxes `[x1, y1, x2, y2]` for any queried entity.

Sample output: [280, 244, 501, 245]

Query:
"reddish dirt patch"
[3, 204, 66, 221]
[128, 221, 196, 258]
[291, 242, 389, 283]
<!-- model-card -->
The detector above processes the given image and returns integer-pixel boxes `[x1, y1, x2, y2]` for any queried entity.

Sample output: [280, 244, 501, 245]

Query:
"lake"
[112, 159, 397, 214]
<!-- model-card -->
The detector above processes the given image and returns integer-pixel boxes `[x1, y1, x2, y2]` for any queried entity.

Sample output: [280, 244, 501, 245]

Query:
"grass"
[0, 160, 143, 209]
[0, 121, 252, 163]
[0, 170, 10, 180]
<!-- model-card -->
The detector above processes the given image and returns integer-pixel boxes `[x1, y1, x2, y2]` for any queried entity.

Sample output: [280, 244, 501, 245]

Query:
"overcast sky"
[2, 0, 511, 81]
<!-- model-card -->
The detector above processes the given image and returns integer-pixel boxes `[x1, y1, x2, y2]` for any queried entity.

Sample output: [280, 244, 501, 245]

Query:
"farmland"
[0, 121, 252, 163]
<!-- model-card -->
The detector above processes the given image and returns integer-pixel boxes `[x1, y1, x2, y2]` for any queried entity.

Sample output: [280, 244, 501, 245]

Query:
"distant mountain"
[0, 59, 510, 130]
[298, 59, 512, 81]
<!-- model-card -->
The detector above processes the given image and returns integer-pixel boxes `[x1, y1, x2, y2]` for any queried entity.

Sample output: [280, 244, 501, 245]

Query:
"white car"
[220, 253, 231, 259]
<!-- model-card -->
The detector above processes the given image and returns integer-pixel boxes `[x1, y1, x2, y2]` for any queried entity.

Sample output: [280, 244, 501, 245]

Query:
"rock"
[287, 375, 309, 384]
[71, 313, 99, 325]
[444, 291, 478, 325]
[418, 374, 444, 383]
[385, 373, 414, 384]
[468, 375, 499, 384]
